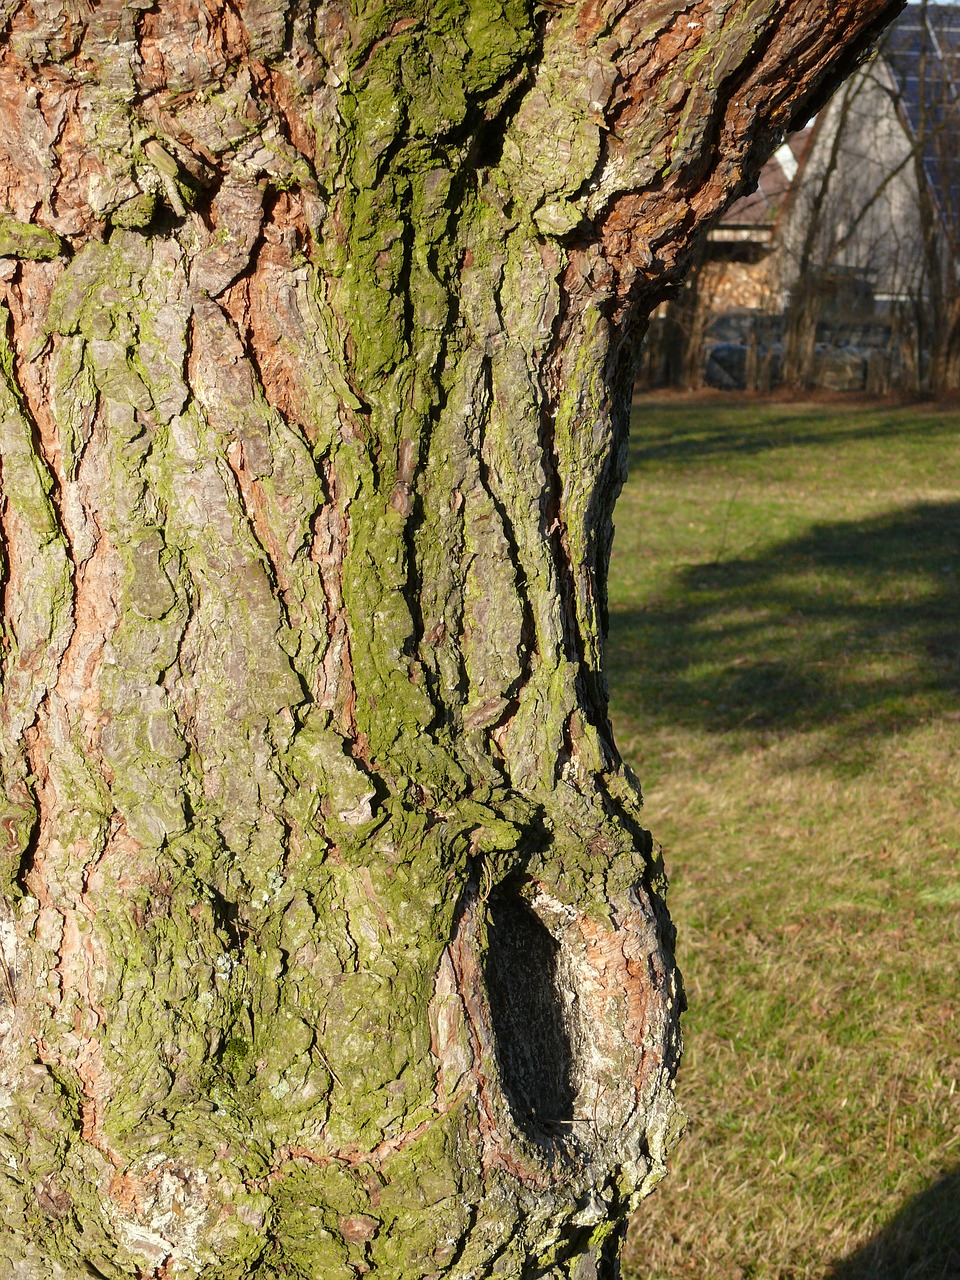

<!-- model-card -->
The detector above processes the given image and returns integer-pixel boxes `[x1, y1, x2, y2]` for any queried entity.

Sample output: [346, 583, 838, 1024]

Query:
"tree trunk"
[0, 2, 903, 1277]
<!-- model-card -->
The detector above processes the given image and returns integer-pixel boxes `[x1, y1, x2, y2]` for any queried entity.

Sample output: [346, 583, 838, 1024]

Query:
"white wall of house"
[777, 57, 929, 309]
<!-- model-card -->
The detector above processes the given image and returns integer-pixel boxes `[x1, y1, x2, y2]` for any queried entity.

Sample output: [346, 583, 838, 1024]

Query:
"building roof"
[716, 127, 815, 237]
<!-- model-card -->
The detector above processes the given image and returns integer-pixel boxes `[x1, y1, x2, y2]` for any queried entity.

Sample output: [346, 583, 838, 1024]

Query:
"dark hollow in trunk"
[485, 887, 576, 1141]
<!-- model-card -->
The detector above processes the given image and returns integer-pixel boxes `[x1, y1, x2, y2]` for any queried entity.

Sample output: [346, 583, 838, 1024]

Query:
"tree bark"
[0, 2, 902, 1277]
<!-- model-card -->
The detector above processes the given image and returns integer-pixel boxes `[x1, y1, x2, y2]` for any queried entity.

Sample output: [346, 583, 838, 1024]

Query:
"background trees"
[644, 1, 960, 395]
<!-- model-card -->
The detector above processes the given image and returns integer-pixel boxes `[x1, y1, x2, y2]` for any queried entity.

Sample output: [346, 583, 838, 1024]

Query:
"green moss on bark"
[0, 216, 63, 260]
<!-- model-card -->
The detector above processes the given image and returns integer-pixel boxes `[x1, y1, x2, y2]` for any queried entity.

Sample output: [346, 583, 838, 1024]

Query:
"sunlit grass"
[614, 394, 960, 1280]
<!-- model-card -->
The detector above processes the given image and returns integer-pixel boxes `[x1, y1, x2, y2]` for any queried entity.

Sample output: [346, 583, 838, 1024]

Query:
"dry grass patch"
[613, 396, 960, 1280]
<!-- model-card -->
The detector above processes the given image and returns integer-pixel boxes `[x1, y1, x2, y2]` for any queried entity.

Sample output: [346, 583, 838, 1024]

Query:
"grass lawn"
[613, 394, 960, 1280]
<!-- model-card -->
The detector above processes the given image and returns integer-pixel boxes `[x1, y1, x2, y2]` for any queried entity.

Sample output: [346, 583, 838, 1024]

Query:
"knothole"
[483, 887, 576, 1141]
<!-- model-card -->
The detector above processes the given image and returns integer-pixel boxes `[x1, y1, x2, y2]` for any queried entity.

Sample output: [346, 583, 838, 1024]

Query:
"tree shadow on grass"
[607, 500, 960, 763]
[628, 402, 960, 470]
[825, 1166, 960, 1280]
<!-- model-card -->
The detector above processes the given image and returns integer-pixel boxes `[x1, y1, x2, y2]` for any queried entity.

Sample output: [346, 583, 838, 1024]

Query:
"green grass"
[613, 395, 960, 1280]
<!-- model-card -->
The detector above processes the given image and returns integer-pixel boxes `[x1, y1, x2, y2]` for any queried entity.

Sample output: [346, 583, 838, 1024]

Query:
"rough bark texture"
[0, 2, 902, 1277]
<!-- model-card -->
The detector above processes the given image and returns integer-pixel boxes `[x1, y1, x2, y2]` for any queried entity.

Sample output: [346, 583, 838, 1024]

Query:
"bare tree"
[774, 1, 960, 393]
[653, 4, 960, 396]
